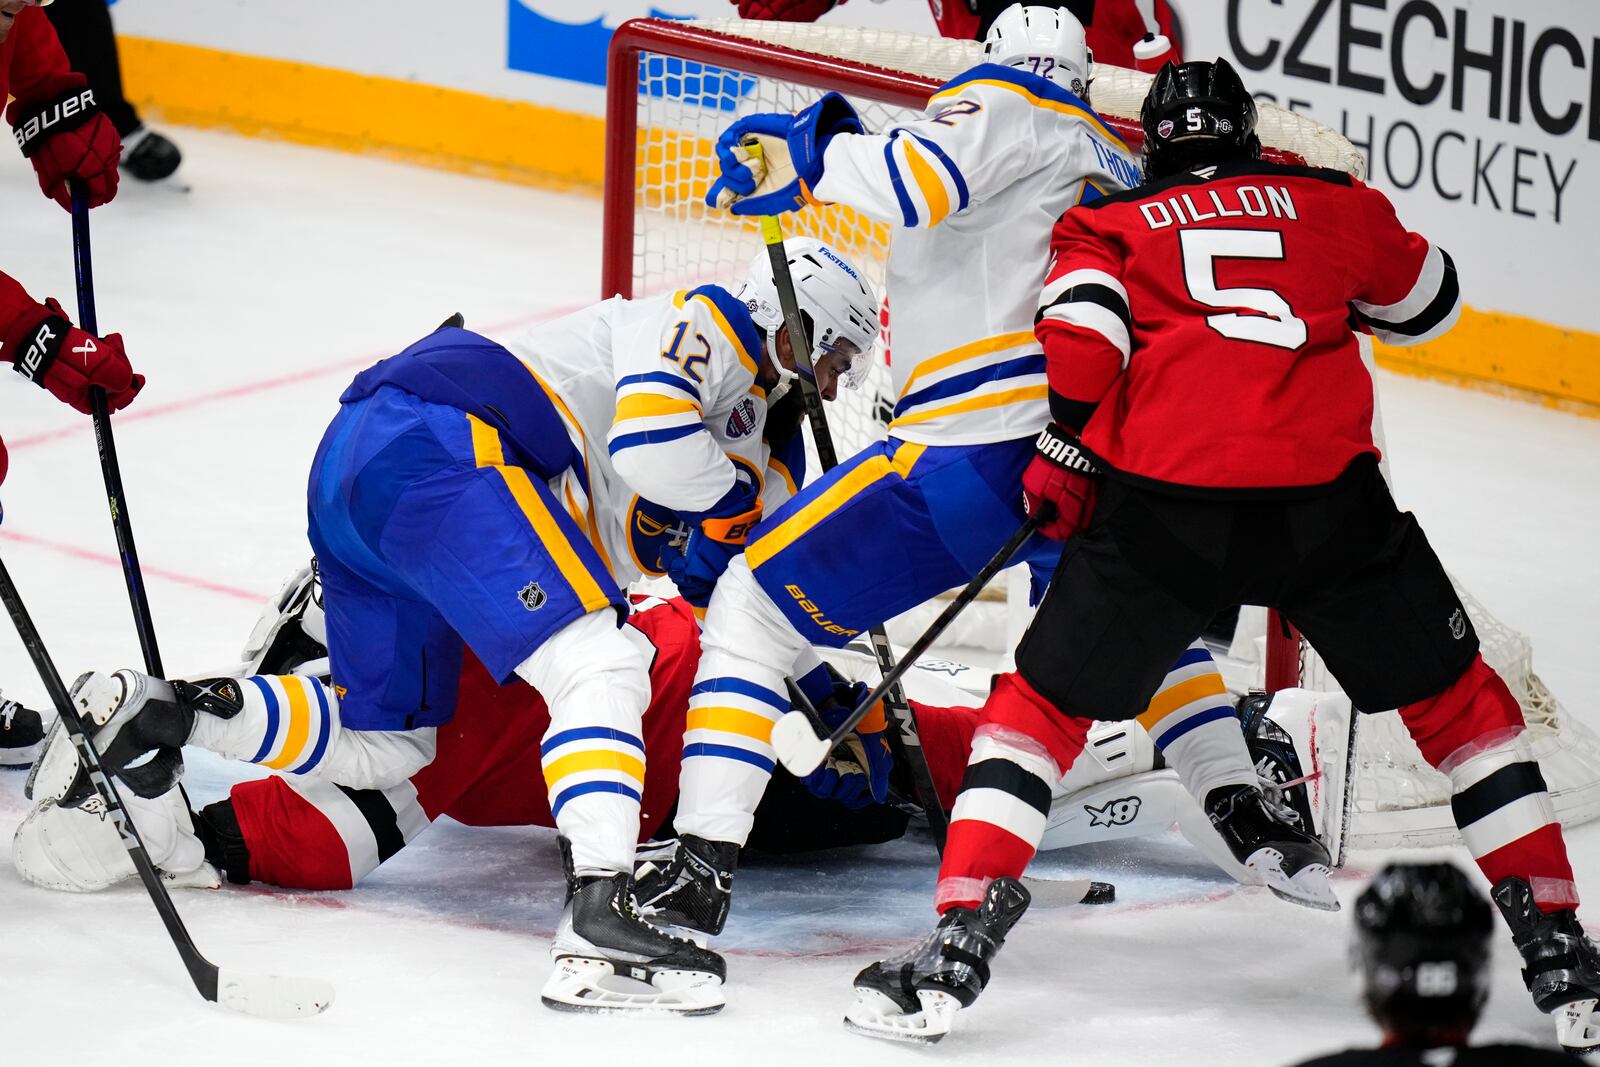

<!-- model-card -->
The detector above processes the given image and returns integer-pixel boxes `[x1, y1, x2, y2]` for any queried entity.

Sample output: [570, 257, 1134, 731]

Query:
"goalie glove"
[798, 669, 892, 809]
[705, 92, 862, 216]
[1022, 421, 1099, 542]
[661, 475, 764, 608]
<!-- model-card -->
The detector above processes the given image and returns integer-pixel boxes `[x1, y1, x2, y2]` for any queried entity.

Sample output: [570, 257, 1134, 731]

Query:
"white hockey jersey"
[812, 63, 1140, 446]
[493, 285, 800, 589]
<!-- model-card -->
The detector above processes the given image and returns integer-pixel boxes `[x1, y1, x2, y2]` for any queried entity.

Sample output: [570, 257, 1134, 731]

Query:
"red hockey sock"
[1400, 654, 1578, 912]
[934, 673, 1092, 913]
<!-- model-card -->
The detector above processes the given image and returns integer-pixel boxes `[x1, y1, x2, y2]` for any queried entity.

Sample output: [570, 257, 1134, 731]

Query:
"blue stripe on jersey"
[541, 725, 646, 757]
[616, 371, 702, 403]
[293, 680, 334, 775]
[907, 132, 970, 213]
[894, 354, 1045, 418]
[684, 742, 776, 773]
[686, 283, 764, 368]
[1171, 645, 1215, 671]
[937, 63, 1127, 146]
[246, 676, 280, 764]
[1079, 181, 1105, 205]
[1153, 704, 1237, 750]
[690, 676, 790, 711]
[607, 422, 704, 455]
[550, 780, 643, 820]
[883, 134, 918, 227]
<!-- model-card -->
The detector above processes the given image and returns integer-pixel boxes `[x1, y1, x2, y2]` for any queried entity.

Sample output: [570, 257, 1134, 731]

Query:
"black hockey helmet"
[1138, 58, 1261, 179]
[1352, 862, 1494, 1046]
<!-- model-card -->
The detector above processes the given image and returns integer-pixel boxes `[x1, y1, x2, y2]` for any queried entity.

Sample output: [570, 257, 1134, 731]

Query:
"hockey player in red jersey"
[729, 0, 1180, 71]
[0, 0, 138, 761]
[850, 59, 1600, 1052]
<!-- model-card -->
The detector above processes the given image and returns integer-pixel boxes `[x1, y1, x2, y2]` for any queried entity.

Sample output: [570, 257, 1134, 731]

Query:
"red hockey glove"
[734, 0, 837, 20]
[1022, 422, 1099, 542]
[8, 75, 122, 211]
[4, 298, 143, 414]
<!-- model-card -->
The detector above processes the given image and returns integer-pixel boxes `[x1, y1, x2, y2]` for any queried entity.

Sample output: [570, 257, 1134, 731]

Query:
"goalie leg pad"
[13, 787, 217, 892]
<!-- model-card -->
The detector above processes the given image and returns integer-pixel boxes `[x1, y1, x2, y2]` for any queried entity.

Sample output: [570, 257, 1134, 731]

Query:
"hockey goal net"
[601, 17, 1600, 848]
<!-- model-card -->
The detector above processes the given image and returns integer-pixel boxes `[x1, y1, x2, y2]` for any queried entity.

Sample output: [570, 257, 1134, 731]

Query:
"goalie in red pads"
[848, 58, 1600, 1052]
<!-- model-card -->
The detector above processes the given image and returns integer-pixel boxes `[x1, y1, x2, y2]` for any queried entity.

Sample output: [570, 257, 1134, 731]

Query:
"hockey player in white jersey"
[635, 3, 1335, 980]
[26, 241, 879, 1017]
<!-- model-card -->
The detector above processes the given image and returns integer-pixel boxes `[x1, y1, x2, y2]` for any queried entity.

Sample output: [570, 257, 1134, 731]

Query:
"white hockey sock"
[675, 556, 807, 848]
[517, 609, 650, 876]
[1136, 641, 1256, 802]
[188, 674, 340, 776]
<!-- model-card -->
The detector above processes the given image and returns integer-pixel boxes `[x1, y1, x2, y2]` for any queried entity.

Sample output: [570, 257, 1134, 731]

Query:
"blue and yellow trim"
[686, 283, 764, 381]
[746, 442, 926, 570]
[930, 63, 1130, 152]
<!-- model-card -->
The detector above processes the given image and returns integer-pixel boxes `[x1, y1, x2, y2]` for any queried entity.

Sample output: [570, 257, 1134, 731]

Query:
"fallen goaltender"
[15, 562, 1358, 1003]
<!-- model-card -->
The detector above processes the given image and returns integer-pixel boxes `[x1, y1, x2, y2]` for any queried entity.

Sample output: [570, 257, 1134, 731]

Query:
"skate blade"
[842, 987, 958, 1044]
[1555, 997, 1600, 1054]
[540, 955, 724, 1016]
[1248, 850, 1341, 912]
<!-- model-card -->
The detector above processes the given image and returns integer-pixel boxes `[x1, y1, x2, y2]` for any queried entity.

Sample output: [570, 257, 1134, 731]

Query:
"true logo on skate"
[1085, 796, 1141, 828]
[518, 581, 548, 611]
[1448, 608, 1466, 640]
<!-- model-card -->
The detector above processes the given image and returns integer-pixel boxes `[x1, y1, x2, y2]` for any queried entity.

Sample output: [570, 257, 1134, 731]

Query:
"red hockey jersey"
[1036, 159, 1461, 493]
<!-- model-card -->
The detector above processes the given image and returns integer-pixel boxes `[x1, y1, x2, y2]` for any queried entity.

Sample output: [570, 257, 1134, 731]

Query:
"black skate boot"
[1207, 783, 1338, 911]
[0, 696, 45, 767]
[542, 837, 726, 1015]
[632, 834, 739, 936]
[1492, 876, 1600, 1054]
[121, 127, 182, 182]
[845, 877, 1031, 1044]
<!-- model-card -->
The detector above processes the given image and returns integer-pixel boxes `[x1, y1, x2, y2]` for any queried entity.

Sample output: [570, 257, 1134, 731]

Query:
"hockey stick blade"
[216, 970, 335, 1018]
[1021, 877, 1117, 907]
[771, 709, 834, 777]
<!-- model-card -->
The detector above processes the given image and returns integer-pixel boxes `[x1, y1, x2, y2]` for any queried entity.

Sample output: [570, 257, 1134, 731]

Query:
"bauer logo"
[518, 581, 549, 611]
[725, 396, 759, 439]
[1085, 796, 1142, 828]
[507, 2, 755, 109]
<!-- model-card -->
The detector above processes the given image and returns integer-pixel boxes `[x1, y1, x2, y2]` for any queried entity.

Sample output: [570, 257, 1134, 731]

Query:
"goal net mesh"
[613, 17, 1600, 847]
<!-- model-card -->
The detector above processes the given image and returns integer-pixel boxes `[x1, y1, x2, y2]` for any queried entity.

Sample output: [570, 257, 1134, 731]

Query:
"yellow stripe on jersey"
[687, 706, 777, 744]
[768, 455, 798, 498]
[467, 414, 612, 611]
[692, 293, 761, 380]
[672, 289, 688, 309]
[889, 385, 1048, 430]
[928, 79, 1130, 151]
[902, 138, 953, 227]
[1137, 672, 1230, 730]
[542, 749, 646, 790]
[262, 676, 312, 770]
[900, 331, 1038, 397]
[747, 444, 926, 569]
[613, 393, 702, 423]
[516, 361, 615, 573]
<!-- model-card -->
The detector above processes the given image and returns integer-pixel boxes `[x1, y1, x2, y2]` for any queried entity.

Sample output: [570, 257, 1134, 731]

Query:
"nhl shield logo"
[725, 396, 759, 439]
[518, 581, 548, 611]
[1085, 796, 1142, 828]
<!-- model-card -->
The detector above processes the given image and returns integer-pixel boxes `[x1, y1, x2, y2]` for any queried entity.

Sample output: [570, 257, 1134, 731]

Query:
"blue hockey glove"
[799, 674, 893, 809]
[705, 92, 863, 216]
[662, 476, 763, 608]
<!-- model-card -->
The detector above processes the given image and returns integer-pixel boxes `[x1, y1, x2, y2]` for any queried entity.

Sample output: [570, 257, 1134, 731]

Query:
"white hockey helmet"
[982, 4, 1091, 97]
[736, 237, 880, 402]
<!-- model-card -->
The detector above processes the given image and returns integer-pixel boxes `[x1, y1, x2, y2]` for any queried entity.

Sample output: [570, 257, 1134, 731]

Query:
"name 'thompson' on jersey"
[1037, 158, 1462, 493]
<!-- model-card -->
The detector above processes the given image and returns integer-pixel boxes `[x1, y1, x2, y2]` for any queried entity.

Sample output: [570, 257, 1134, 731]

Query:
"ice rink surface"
[0, 130, 1596, 1066]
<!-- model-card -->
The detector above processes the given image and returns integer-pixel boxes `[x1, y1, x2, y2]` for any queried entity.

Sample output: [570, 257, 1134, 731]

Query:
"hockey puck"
[1082, 881, 1116, 905]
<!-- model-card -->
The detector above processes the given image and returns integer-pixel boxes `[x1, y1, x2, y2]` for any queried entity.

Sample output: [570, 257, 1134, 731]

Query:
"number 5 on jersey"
[1180, 229, 1308, 350]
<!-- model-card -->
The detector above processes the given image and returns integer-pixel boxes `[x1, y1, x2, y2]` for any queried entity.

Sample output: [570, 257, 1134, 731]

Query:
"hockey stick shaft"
[759, 213, 949, 849]
[71, 182, 164, 677]
[819, 510, 1043, 753]
[0, 550, 219, 999]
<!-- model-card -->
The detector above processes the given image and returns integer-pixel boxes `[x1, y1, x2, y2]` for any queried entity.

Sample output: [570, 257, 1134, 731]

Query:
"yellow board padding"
[117, 37, 1600, 417]
[1374, 307, 1600, 418]
[118, 36, 607, 192]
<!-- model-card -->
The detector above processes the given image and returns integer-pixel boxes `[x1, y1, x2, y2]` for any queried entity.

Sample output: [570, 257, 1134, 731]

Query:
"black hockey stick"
[757, 212, 950, 850]
[0, 548, 332, 1017]
[71, 182, 164, 678]
[771, 509, 1044, 777]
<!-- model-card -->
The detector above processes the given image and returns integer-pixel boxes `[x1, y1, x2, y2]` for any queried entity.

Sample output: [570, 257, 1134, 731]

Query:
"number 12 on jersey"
[1179, 229, 1308, 350]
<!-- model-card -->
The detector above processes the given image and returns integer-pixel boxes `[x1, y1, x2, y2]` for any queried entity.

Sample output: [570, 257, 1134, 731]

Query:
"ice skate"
[1492, 877, 1600, 1054]
[632, 834, 738, 936]
[845, 876, 1030, 1044]
[0, 696, 45, 766]
[1206, 784, 1338, 911]
[541, 838, 726, 1015]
